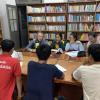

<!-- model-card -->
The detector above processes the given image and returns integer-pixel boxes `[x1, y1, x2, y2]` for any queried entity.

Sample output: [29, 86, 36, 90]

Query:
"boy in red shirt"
[0, 39, 22, 100]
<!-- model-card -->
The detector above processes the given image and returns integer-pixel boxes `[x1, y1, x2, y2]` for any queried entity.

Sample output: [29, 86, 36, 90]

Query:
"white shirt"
[73, 64, 100, 100]
[65, 41, 84, 51]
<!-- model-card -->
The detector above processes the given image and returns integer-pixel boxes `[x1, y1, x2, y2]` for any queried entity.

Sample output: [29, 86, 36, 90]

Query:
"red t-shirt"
[0, 54, 21, 100]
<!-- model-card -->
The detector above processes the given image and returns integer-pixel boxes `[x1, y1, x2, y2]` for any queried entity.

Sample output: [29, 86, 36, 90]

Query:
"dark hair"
[36, 44, 51, 60]
[88, 32, 97, 38]
[88, 44, 100, 62]
[70, 32, 77, 41]
[1, 39, 15, 52]
[56, 33, 62, 39]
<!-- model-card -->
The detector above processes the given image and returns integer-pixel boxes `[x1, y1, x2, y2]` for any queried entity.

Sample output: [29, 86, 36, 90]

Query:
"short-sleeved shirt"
[65, 41, 84, 51]
[73, 64, 100, 100]
[24, 61, 63, 100]
[0, 54, 21, 100]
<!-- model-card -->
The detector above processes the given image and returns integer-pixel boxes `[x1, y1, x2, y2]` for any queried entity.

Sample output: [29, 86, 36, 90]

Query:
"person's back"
[24, 44, 64, 100]
[25, 61, 63, 100]
[74, 65, 100, 100]
[0, 54, 21, 100]
[0, 39, 22, 100]
[73, 44, 100, 100]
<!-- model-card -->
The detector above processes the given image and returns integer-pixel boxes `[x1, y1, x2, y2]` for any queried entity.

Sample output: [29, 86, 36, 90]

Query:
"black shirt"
[24, 61, 63, 100]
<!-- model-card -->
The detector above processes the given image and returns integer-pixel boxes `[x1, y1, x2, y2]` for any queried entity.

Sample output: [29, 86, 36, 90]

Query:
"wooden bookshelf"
[67, 0, 100, 41]
[26, 1, 100, 42]
[27, 3, 67, 41]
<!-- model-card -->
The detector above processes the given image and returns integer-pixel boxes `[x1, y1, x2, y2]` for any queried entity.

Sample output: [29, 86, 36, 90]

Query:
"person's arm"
[14, 60, 22, 100]
[65, 43, 70, 51]
[25, 40, 35, 49]
[16, 76, 22, 100]
[53, 65, 64, 79]
[72, 66, 82, 82]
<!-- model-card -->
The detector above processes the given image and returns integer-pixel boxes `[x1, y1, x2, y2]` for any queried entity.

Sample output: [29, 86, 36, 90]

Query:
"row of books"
[27, 6, 45, 13]
[28, 25, 46, 31]
[68, 5, 96, 12]
[45, 33, 65, 40]
[27, 16, 45, 22]
[68, 24, 93, 31]
[27, 6, 65, 13]
[27, 3, 100, 13]
[27, 14, 100, 22]
[28, 25, 65, 31]
[45, 6, 66, 13]
[45, 33, 56, 40]
[29, 33, 65, 40]
[27, 16, 65, 22]
[29, 32, 89, 42]
[68, 15, 94, 22]
[46, 25, 65, 31]
[46, 16, 65, 22]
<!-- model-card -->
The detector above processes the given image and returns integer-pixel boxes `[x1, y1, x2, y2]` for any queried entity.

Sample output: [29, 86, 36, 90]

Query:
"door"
[7, 5, 20, 49]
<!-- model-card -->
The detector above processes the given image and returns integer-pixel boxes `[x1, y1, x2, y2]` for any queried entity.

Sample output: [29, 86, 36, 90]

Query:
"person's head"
[69, 32, 77, 43]
[1, 39, 14, 53]
[36, 44, 51, 61]
[88, 32, 97, 43]
[56, 34, 62, 43]
[88, 44, 100, 63]
[37, 32, 44, 41]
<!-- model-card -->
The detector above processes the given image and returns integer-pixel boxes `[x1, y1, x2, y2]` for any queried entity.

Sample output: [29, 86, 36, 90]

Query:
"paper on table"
[55, 64, 66, 72]
[65, 51, 79, 57]
[51, 49, 58, 52]
[11, 50, 23, 61]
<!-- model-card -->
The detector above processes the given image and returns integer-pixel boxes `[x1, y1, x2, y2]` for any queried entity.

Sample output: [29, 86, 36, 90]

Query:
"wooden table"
[21, 52, 84, 100]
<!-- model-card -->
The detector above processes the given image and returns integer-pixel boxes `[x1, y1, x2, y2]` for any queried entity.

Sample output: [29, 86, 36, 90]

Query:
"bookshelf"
[67, 0, 100, 41]
[27, 3, 67, 43]
[26, 1, 100, 43]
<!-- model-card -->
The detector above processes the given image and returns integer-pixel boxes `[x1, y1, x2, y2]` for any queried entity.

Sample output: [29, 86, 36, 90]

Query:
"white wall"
[0, 0, 16, 39]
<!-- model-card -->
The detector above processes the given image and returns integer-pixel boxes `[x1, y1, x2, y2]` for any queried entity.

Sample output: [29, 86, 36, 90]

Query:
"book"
[96, 14, 100, 22]
[85, 5, 96, 12]
[65, 51, 79, 58]
[96, 3, 100, 12]
[55, 64, 66, 72]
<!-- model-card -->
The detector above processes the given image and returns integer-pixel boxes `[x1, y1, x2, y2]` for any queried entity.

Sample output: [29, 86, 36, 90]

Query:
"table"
[21, 52, 84, 100]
